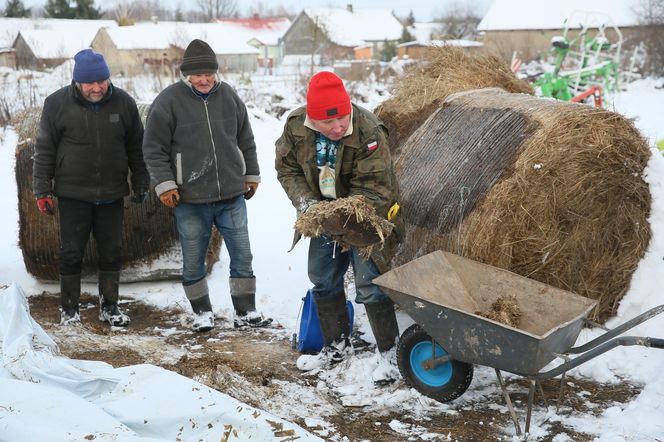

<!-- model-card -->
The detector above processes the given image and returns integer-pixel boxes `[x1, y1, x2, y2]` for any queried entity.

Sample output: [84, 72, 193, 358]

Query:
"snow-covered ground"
[1, 64, 663, 441]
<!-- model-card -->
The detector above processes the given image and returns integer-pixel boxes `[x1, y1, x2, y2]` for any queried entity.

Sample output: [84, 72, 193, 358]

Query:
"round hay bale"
[376, 45, 534, 153]
[13, 104, 221, 283]
[392, 88, 651, 322]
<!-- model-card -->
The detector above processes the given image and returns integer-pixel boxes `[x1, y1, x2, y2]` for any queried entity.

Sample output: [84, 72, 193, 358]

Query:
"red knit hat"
[306, 72, 351, 120]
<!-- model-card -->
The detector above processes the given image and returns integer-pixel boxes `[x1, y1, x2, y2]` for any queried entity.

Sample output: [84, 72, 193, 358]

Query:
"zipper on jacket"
[176, 153, 182, 185]
[203, 100, 223, 199]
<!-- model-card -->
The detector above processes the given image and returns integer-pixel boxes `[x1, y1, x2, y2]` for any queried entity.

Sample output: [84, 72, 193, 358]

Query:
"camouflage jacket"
[275, 103, 402, 272]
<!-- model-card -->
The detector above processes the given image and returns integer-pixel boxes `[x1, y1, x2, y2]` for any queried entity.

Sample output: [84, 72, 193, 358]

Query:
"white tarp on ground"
[0, 283, 321, 442]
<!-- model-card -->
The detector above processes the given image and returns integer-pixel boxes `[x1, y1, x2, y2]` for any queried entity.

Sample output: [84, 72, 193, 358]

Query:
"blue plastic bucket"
[297, 289, 354, 354]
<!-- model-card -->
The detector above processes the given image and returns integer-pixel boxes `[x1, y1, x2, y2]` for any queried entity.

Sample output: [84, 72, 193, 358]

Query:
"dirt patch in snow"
[28, 292, 641, 441]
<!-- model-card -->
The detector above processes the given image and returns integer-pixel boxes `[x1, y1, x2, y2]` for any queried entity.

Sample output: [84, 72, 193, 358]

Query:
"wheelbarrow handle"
[533, 335, 664, 380]
[569, 304, 664, 354]
[651, 338, 664, 349]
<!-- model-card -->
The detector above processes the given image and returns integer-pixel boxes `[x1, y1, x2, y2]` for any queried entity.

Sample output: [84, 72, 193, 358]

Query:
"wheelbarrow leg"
[525, 379, 536, 434]
[537, 381, 548, 408]
[495, 369, 522, 436]
[556, 371, 567, 413]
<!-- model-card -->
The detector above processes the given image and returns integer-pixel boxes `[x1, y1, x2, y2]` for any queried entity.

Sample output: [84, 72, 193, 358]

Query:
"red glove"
[37, 195, 55, 215]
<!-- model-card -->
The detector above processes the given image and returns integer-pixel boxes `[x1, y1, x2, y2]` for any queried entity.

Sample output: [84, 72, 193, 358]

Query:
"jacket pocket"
[357, 157, 386, 174]
[234, 145, 246, 175]
[176, 153, 183, 185]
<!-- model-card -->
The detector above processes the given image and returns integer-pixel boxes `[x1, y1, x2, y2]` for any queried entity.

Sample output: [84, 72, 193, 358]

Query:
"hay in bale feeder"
[379, 47, 651, 322]
[13, 103, 221, 283]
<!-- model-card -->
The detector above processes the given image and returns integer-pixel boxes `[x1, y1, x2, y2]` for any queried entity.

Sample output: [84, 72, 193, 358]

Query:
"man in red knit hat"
[275, 71, 402, 383]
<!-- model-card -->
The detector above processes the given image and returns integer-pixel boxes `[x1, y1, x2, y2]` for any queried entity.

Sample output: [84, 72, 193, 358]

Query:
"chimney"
[346, 3, 353, 13]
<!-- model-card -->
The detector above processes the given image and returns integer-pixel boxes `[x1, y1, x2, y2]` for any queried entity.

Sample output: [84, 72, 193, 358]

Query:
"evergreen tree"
[379, 39, 397, 62]
[399, 26, 415, 43]
[4, 0, 30, 17]
[74, 0, 101, 19]
[44, 0, 74, 18]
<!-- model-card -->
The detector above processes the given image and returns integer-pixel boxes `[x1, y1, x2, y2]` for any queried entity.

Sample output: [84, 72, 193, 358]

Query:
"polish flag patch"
[367, 141, 378, 151]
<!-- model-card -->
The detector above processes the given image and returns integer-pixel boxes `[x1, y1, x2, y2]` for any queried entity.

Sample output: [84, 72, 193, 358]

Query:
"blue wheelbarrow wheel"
[397, 324, 473, 403]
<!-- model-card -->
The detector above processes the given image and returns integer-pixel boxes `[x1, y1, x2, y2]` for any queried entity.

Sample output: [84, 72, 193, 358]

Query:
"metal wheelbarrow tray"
[373, 251, 664, 435]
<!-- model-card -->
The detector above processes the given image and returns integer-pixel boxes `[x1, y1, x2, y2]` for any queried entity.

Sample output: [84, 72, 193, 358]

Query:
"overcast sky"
[20, 0, 492, 22]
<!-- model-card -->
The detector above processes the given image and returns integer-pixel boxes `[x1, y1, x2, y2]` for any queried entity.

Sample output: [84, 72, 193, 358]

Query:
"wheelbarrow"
[373, 251, 664, 436]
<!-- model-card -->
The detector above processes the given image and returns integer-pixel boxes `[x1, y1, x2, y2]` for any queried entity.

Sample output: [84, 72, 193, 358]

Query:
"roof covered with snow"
[397, 39, 482, 48]
[213, 17, 291, 46]
[0, 18, 117, 49]
[478, 0, 641, 31]
[102, 23, 259, 55]
[302, 8, 403, 47]
[17, 28, 101, 59]
[407, 22, 445, 43]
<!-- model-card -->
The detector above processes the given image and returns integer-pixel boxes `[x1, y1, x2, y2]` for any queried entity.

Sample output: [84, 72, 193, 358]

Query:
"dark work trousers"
[58, 197, 124, 276]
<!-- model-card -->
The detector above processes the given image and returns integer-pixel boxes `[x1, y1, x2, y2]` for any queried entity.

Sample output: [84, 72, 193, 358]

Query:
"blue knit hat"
[73, 49, 110, 83]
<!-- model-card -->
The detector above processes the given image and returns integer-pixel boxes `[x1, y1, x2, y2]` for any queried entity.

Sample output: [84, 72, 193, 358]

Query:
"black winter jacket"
[32, 83, 148, 202]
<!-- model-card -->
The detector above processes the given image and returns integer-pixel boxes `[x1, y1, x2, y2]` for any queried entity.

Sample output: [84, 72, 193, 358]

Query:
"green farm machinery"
[532, 16, 624, 108]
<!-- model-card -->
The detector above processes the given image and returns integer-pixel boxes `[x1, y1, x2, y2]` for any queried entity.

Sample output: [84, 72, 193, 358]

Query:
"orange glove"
[244, 182, 259, 200]
[159, 189, 180, 208]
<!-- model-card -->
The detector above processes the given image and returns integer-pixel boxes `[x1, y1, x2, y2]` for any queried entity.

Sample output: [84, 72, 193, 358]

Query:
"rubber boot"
[98, 270, 130, 326]
[59, 274, 81, 325]
[184, 279, 214, 332]
[365, 299, 399, 352]
[230, 277, 272, 328]
[296, 292, 353, 371]
[365, 299, 400, 385]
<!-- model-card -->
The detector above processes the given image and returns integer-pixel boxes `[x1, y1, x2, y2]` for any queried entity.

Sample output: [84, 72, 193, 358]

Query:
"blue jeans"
[175, 196, 254, 285]
[308, 235, 388, 304]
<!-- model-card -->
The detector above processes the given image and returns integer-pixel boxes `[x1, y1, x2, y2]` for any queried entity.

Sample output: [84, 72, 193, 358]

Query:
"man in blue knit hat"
[32, 48, 149, 327]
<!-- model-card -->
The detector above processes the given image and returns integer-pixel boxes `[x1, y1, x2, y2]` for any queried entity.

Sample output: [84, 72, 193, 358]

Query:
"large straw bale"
[376, 45, 534, 153]
[392, 88, 651, 322]
[13, 104, 221, 282]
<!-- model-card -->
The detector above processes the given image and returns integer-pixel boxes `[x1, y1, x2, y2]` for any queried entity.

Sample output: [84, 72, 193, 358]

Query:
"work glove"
[159, 189, 180, 208]
[36, 194, 55, 215]
[130, 191, 149, 204]
[321, 211, 382, 248]
[244, 182, 259, 200]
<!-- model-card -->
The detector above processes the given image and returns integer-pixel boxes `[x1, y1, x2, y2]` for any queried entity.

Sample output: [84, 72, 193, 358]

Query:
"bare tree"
[103, 0, 173, 22]
[634, 0, 664, 74]
[246, 1, 294, 18]
[196, 0, 238, 21]
[437, 1, 482, 40]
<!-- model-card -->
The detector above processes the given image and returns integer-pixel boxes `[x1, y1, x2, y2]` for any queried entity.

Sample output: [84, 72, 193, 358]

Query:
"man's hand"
[130, 191, 149, 204]
[159, 189, 180, 208]
[244, 182, 259, 200]
[36, 195, 55, 215]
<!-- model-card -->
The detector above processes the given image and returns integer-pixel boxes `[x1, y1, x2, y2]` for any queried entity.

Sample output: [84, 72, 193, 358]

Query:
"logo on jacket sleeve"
[367, 141, 378, 151]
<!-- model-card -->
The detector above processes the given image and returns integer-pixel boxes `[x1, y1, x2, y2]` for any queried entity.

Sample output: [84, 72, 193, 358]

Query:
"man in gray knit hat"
[143, 39, 269, 332]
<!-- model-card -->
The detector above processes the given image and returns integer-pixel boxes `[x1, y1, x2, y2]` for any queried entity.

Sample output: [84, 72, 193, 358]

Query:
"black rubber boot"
[365, 299, 399, 352]
[230, 277, 272, 328]
[190, 294, 213, 314]
[296, 291, 353, 371]
[315, 291, 351, 346]
[98, 270, 130, 326]
[59, 274, 81, 324]
[189, 294, 214, 333]
[230, 277, 256, 316]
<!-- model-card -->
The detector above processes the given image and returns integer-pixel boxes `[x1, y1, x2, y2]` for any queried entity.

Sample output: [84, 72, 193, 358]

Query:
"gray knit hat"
[180, 39, 218, 76]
